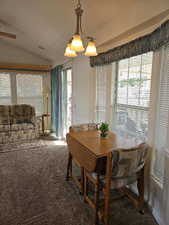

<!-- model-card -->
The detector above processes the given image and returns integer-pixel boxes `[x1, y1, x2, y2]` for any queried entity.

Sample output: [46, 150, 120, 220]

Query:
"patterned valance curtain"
[90, 19, 169, 67]
[51, 65, 67, 139]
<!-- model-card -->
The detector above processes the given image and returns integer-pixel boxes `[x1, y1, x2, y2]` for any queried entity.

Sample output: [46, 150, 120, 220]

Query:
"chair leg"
[80, 168, 84, 194]
[66, 152, 72, 181]
[94, 174, 100, 225]
[84, 170, 88, 202]
[84, 171, 100, 225]
[137, 168, 145, 213]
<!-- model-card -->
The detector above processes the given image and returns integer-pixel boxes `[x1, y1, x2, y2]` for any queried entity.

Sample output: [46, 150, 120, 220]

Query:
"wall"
[71, 55, 95, 124]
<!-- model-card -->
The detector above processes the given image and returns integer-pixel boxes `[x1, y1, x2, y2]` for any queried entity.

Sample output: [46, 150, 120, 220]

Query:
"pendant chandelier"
[64, 0, 98, 57]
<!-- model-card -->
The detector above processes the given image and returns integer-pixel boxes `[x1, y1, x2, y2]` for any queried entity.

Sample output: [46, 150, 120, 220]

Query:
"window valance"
[90, 19, 169, 67]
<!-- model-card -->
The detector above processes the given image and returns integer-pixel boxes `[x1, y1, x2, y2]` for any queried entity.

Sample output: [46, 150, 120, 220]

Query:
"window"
[16, 74, 43, 115]
[0, 72, 44, 115]
[0, 73, 11, 104]
[114, 52, 153, 144]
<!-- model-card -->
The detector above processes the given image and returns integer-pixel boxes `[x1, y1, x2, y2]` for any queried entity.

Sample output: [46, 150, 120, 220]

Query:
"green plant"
[99, 122, 109, 137]
[119, 78, 147, 88]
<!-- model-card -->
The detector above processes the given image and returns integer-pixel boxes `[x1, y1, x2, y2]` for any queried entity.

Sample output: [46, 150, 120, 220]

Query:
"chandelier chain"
[77, 0, 81, 8]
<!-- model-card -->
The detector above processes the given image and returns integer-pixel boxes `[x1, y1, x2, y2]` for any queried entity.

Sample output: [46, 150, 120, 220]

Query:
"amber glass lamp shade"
[64, 43, 77, 57]
[85, 41, 98, 56]
[70, 34, 84, 52]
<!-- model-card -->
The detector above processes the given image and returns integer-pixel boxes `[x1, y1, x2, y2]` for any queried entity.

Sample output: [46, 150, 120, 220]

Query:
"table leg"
[104, 153, 112, 225]
[42, 115, 45, 135]
[66, 152, 72, 181]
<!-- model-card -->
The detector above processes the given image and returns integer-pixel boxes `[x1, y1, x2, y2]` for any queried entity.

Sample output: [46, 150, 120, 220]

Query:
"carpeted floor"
[0, 140, 158, 225]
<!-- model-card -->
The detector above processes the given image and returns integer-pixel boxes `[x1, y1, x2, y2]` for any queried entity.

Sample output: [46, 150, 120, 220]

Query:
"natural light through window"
[16, 74, 43, 115]
[114, 52, 153, 144]
[0, 73, 11, 105]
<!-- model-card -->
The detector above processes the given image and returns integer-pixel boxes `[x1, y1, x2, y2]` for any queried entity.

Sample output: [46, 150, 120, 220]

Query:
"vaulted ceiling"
[0, 0, 169, 66]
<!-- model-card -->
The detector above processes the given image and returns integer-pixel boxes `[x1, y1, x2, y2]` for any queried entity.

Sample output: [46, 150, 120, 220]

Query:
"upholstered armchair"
[84, 143, 149, 225]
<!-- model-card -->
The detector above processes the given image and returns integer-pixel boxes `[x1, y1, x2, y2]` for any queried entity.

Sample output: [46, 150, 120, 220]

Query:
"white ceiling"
[0, 0, 169, 66]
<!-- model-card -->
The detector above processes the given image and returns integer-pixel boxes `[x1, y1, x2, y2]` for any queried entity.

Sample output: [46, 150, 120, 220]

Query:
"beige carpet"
[0, 140, 158, 225]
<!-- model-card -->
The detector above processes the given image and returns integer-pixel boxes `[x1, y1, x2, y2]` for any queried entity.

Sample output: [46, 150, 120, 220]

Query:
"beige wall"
[71, 56, 95, 124]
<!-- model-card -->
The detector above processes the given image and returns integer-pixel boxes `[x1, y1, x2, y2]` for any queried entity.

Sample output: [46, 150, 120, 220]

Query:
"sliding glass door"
[63, 68, 72, 136]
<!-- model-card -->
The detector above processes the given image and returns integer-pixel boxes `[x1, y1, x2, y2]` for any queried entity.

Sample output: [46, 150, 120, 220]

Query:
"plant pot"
[100, 132, 108, 138]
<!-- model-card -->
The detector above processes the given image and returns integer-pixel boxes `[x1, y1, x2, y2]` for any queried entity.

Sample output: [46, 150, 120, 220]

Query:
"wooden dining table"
[67, 129, 137, 225]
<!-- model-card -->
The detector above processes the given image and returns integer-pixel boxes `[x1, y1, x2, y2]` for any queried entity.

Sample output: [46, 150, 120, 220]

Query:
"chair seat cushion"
[90, 172, 137, 189]
[10, 123, 34, 131]
[110, 175, 137, 189]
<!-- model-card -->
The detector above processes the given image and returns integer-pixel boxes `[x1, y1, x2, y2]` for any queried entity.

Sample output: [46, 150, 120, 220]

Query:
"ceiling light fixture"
[64, 0, 98, 57]
[64, 40, 77, 57]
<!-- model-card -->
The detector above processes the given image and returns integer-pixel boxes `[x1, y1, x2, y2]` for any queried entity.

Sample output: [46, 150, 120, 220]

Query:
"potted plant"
[99, 122, 109, 138]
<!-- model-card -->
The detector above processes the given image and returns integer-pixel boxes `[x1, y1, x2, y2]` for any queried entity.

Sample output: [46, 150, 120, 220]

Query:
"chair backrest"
[69, 123, 98, 132]
[10, 104, 36, 124]
[0, 105, 10, 125]
[111, 143, 149, 178]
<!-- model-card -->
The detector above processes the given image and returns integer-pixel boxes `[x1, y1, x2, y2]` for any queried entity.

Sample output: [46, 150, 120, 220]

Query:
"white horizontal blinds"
[117, 53, 152, 107]
[96, 64, 114, 123]
[16, 74, 43, 115]
[153, 45, 169, 182]
[0, 73, 11, 104]
[114, 52, 153, 145]
[96, 66, 107, 122]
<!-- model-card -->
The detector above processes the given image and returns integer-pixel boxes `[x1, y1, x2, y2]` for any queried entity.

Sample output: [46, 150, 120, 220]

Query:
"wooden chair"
[84, 143, 149, 225]
[66, 123, 98, 193]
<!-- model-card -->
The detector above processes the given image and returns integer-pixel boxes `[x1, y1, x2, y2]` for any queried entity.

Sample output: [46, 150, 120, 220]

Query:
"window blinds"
[0, 73, 11, 104]
[153, 45, 169, 183]
[95, 64, 115, 123]
[96, 66, 108, 122]
[16, 74, 43, 115]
